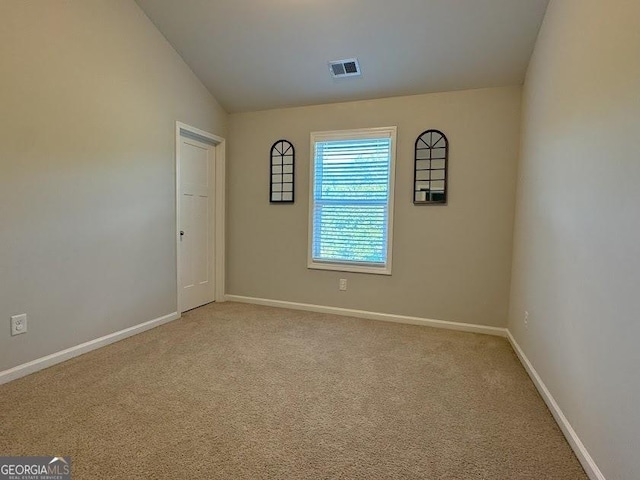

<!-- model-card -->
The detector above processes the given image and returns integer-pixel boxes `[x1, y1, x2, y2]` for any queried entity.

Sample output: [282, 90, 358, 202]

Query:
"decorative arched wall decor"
[270, 139, 295, 203]
[413, 130, 448, 205]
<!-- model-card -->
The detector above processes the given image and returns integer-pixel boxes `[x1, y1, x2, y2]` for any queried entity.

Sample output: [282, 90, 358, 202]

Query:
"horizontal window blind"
[312, 137, 392, 266]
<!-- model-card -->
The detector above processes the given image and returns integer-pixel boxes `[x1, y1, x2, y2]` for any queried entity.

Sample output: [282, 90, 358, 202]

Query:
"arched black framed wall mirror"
[413, 130, 448, 205]
[270, 139, 295, 203]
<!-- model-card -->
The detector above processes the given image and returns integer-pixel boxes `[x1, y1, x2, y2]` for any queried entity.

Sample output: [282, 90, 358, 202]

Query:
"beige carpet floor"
[0, 302, 586, 479]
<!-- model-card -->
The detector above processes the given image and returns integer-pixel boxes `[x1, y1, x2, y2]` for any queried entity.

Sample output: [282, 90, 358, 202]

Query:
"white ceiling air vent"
[328, 58, 361, 78]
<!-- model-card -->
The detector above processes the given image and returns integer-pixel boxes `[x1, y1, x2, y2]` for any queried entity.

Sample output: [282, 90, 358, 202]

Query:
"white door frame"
[175, 121, 226, 313]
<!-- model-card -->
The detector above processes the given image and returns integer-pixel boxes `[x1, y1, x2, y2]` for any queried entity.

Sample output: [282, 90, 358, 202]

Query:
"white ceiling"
[135, 0, 549, 113]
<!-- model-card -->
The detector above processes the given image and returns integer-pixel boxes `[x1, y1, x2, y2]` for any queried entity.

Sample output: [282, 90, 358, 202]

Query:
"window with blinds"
[308, 127, 396, 275]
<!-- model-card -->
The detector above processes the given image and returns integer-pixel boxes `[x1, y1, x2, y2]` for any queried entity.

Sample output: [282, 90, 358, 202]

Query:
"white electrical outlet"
[524, 311, 529, 328]
[339, 279, 347, 291]
[11, 314, 27, 336]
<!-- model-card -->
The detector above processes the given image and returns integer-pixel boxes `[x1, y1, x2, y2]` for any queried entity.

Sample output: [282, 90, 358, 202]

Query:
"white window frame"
[307, 126, 397, 275]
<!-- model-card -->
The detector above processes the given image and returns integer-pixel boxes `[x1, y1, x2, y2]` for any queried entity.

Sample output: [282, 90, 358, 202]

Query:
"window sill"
[307, 260, 392, 276]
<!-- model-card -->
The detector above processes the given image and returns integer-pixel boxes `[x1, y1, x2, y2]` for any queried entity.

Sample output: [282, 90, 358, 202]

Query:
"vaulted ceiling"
[135, 0, 549, 113]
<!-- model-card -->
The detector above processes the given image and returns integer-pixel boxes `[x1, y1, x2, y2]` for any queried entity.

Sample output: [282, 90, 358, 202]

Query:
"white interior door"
[179, 136, 215, 312]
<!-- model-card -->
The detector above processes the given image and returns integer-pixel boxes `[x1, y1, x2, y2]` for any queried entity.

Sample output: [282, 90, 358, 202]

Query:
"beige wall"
[508, 0, 640, 478]
[228, 87, 521, 327]
[0, 0, 227, 371]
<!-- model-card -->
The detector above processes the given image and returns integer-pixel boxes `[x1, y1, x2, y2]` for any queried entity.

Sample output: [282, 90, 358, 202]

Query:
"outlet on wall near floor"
[524, 311, 529, 329]
[11, 314, 28, 336]
[339, 279, 347, 291]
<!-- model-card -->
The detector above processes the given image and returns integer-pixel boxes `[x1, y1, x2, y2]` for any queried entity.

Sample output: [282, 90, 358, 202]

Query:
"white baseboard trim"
[0, 311, 180, 386]
[225, 294, 507, 337]
[507, 331, 605, 480]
